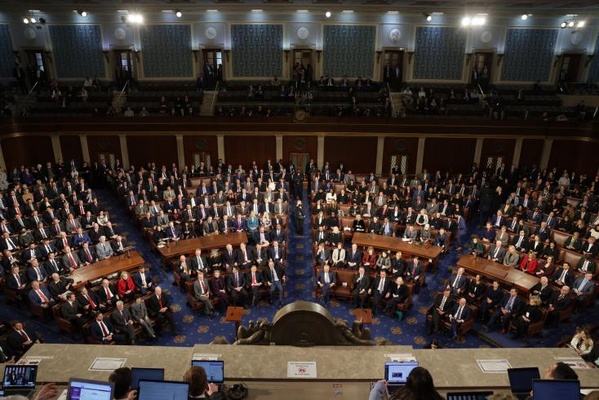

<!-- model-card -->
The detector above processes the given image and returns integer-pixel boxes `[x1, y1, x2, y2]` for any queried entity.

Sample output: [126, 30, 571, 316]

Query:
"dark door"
[382, 50, 404, 90]
[202, 49, 223, 89]
[559, 54, 583, 82]
[113, 50, 135, 89]
[292, 49, 313, 86]
[472, 52, 493, 91]
[24, 50, 49, 88]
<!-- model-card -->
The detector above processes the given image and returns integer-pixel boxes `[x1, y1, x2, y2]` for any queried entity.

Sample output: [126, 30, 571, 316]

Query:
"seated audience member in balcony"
[147, 286, 177, 335]
[511, 296, 542, 340]
[447, 267, 467, 295]
[331, 243, 346, 268]
[576, 255, 596, 275]
[111, 300, 137, 345]
[542, 241, 560, 260]
[402, 224, 418, 242]
[481, 222, 496, 243]
[28, 280, 54, 308]
[375, 251, 391, 272]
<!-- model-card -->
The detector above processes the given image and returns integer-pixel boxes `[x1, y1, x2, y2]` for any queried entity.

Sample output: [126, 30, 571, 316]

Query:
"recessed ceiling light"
[521, 14, 528, 20]
[325, 11, 331, 18]
[206, 9, 218, 12]
[175, 10, 182, 18]
[251, 9, 263, 12]
[577, 20, 585, 28]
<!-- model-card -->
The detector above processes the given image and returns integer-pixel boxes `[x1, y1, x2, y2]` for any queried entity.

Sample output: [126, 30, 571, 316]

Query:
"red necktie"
[99, 321, 109, 336]
[252, 273, 256, 284]
[69, 254, 76, 267]
[20, 330, 31, 342]
[87, 295, 96, 309]
[37, 289, 49, 303]
[86, 249, 92, 262]
[158, 296, 163, 308]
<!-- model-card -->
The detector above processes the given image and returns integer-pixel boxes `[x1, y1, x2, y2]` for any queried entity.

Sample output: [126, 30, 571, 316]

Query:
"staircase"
[199, 90, 218, 116]
[389, 92, 405, 118]
[112, 90, 127, 113]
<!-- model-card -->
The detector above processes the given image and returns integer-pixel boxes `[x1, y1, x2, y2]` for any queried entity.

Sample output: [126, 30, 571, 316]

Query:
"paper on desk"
[384, 354, 417, 362]
[17, 357, 44, 365]
[477, 359, 512, 373]
[555, 357, 591, 369]
[192, 353, 221, 360]
[89, 357, 127, 371]
[287, 361, 317, 378]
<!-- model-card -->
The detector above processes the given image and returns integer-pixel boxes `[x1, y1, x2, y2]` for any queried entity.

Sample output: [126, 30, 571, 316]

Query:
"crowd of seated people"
[110, 158, 294, 311]
[0, 160, 180, 352]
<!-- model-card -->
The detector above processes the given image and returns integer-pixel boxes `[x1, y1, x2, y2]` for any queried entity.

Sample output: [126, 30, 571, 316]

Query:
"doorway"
[382, 50, 404, 90]
[291, 49, 314, 86]
[472, 52, 493, 92]
[113, 50, 135, 89]
[24, 50, 49, 89]
[559, 54, 583, 83]
[289, 153, 310, 174]
[202, 49, 223, 89]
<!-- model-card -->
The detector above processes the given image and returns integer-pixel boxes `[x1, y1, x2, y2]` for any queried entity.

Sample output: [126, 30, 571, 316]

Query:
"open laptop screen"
[131, 368, 165, 389]
[191, 360, 224, 383]
[532, 379, 580, 400]
[138, 380, 189, 400]
[2, 365, 37, 390]
[384, 362, 419, 384]
[67, 378, 114, 400]
[508, 367, 540, 394]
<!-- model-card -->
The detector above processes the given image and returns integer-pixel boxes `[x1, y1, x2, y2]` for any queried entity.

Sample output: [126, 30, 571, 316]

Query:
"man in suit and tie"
[111, 301, 137, 345]
[269, 241, 285, 267]
[488, 240, 506, 263]
[264, 260, 285, 308]
[190, 248, 208, 274]
[576, 256, 597, 275]
[247, 265, 263, 307]
[448, 267, 468, 295]
[202, 216, 219, 236]
[429, 288, 455, 334]
[0, 232, 19, 252]
[77, 287, 103, 316]
[485, 288, 523, 334]
[545, 286, 572, 328]
[7, 321, 42, 356]
[61, 292, 86, 331]
[572, 272, 596, 309]
[404, 257, 423, 285]
[47, 272, 74, 301]
[147, 286, 177, 335]
[449, 297, 471, 340]
[193, 271, 215, 316]
[90, 312, 126, 344]
[95, 236, 113, 260]
[133, 265, 154, 295]
[347, 243, 362, 270]
[530, 276, 553, 304]
[98, 278, 119, 308]
[227, 266, 249, 308]
[352, 266, 371, 309]
[369, 270, 391, 316]
[317, 264, 336, 306]
[28, 280, 54, 308]
[6, 265, 28, 300]
[552, 262, 575, 288]
[26, 258, 47, 283]
[79, 242, 97, 266]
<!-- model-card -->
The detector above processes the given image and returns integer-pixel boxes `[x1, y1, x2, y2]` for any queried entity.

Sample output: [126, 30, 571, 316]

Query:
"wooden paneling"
[224, 136, 276, 168]
[382, 137, 419, 175]
[548, 140, 599, 174]
[60, 135, 84, 164]
[182, 136, 218, 168]
[126, 135, 177, 168]
[520, 139, 544, 169]
[1, 136, 53, 170]
[480, 139, 515, 168]
[86, 135, 122, 163]
[423, 138, 476, 173]
[282, 136, 317, 162]
[323, 137, 378, 174]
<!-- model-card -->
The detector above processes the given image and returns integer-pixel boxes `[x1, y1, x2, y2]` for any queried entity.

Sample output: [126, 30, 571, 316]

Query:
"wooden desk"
[457, 254, 539, 295]
[157, 232, 247, 263]
[352, 232, 442, 265]
[71, 251, 145, 288]
[353, 308, 373, 327]
[225, 306, 244, 339]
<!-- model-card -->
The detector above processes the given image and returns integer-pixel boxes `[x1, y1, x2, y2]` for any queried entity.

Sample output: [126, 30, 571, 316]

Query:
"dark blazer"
[147, 294, 170, 317]
[90, 319, 115, 343]
[227, 272, 246, 290]
[370, 276, 391, 296]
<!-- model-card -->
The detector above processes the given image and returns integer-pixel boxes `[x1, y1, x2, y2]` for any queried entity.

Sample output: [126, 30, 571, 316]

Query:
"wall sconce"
[224, 49, 230, 62]
[586, 54, 595, 67]
[466, 53, 473, 65]
[496, 53, 504, 66]
[376, 51, 382, 64]
[284, 49, 290, 62]
[102, 51, 110, 62]
[316, 50, 322, 62]
[407, 51, 414, 64]
[192, 49, 200, 63]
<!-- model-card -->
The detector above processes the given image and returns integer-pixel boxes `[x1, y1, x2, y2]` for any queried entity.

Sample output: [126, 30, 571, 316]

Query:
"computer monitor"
[138, 380, 189, 400]
[2, 365, 38, 391]
[191, 360, 225, 383]
[532, 379, 580, 400]
[384, 362, 419, 384]
[130, 368, 165, 389]
[507, 367, 540, 396]
[446, 391, 494, 400]
[67, 378, 114, 400]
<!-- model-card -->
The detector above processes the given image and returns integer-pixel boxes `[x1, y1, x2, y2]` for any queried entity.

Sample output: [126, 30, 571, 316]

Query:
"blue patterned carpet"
[1, 189, 596, 350]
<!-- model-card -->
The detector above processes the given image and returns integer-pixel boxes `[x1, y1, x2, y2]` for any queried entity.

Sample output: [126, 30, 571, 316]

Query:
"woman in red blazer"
[519, 251, 538, 274]
[362, 246, 378, 272]
[117, 271, 137, 301]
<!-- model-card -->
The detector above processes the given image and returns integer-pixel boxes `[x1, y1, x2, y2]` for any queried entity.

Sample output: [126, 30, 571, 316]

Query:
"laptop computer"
[130, 368, 165, 389]
[67, 378, 114, 400]
[191, 360, 224, 384]
[508, 367, 540, 400]
[532, 379, 580, 400]
[446, 391, 494, 400]
[2, 364, 38, 397]
[384, 362, 419, 396]
[138, 379, 189, 400]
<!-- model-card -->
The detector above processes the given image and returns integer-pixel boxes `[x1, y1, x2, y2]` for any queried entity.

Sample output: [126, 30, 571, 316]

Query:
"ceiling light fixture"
[175, 10, 182, 18]
[521, 14, 528, 20]
[342, 10, 354, 13]
[325, 11, 331, 18]
[387, 11, 398, 15]
[424, 13, 432, 21]
[577, 20, 585, 28]
[126, 13, 144, 24]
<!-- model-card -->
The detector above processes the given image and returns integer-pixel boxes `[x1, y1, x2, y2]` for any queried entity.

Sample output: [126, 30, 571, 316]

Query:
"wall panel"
[2, 136, 53, 169]
[382, 137, 418, 175]
[501, 29, 558, 82]
[141, 25, 193, 78]
[86, 135, 122, 164]
[48, 25, 105, 79]
[0, 25, 13, 78]
[224, 136, 276, 168]
[182, 136, 218, 169]
[231, 25, 282, 77]
[60, 135, 84, 164]
[323, 137, 377, 173]
[323, 25, 376, 78]
[422, 138, 476, 173]
[127, 135, 177, 168]
[480, 139, 516, 169]
[413, 27, 466, 80]
[548, 140, 599, 175]
[282, 136, 318, 166]
[520, 139, 544, 169]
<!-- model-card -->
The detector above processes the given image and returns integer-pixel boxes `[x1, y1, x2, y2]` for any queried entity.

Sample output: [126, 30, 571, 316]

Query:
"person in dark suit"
[317, 264, 336, 306]
[369, 270, 391, 316]
[47, 272, 74, 301]
[221, 244, 238, 273]
[6, 265, 29, 300]
[98, 278, 119, 307]
[545, 286, 572, 328]
[447, 267, 468, 295]
[530, 276, 553, 304]
[7, 321, 42, 357]
[44, 252, 65, 276]
[26, 259, 48, 283]
[404, 256, 423, 284]
[90, 312, 126, 344]
[429, 288, 455, 334]
[269, 241, 285, 266]
[478, 281, 503, 322]
[552, 262, 575, 288]
[227, 266, 249, 308]
[61, 292, 86, 331]
[76, 287, 103, 316]
[572, 272, 596, 307]
[111, 301, 137, 344]
[485, 288, 523, 334]
[449, 297, 471, 339]
[210, 269, 230, 310]
[351, 266, 371, 309]
[347, 244, 362, 270]
[189, 248, 209, 274]
[133, 265, 154, 295]
[511, 296, 543, 340]
[147, 287, 176, 335]
[246, 265, 263, 307]
[28, 280, 54, 308]
[263, 260, 285, 308]
[384, 276, 408, 316]
[78, 242, 97, 265]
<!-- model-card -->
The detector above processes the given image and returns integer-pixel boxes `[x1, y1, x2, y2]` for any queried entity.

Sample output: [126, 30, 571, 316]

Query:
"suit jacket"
[95, 242, 114, 260]
[449, 302, 471, 322]
[111, 308, 133, 330]
[530, 283, 553, 303]
[90, 319, 115, 342]
[6, 272, 27, 291]
[28, 285, 52, 305]
[61, 300, 83, 321]
[488, 245, 506, 261]
[576, 258, 597, 274]
[79, 246, 98, 264]
[432, 293, 455, 312]
[572, 276, 596, 297]
[347, 250, 363, 266]
[317, 270, 336, 286]
[353, 274, 371, 292]
[26, 266, 47, 282]
[499, 294, 524, 315]
[371, 276, 391, 296]
[8, 327, 37, 353]
[193, 278, 211, 298]
[448, 273, 468, 292]
[147, 294, 170, 316]
[552, 267, 575, 287]
[227, 272, 246, 290]
[97, 284, 118, 304]
[129, 300, 150, 320]
[61, 252, 82, 269]
[76, 291, 102, 313]
[263, 266, 285, 284]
